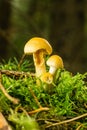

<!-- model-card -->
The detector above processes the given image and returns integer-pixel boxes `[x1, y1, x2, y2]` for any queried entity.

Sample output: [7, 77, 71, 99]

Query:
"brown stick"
[29, 87, 49, 115]
[76, 124, 83, 130]
[0, 72, 19, 104]
[18, 53, 26, 69]
[0, 83, 19, 104]
[29, 87, 42, 108]
[28, 107, 49, 115]
[46, 113, 87, 128]
[0, 69, 35, 77]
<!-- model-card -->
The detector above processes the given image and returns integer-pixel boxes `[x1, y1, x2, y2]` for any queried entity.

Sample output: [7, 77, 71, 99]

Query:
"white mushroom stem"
[33, 50, 46, 77]
[49, 66, 57, 75]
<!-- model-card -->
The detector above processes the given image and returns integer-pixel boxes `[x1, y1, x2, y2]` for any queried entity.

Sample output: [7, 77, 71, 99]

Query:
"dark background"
[0, 0, 87, 74]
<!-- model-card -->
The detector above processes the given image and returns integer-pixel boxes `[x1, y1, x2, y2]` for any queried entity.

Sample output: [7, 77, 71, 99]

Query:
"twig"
[29, 87, 42, 108]
[18, 53, 26, 69]
[46, 113, 87, 128]
[29, 87, 49, 115]
[28, 107, 49, 115]
[76, 124, 83, 130]
[19, 107, 29, 116]
[0, 83, 19, 104]
[0, 69, 35, 77]
[0, 72, 19, 104]
[84, 103, 87, 109]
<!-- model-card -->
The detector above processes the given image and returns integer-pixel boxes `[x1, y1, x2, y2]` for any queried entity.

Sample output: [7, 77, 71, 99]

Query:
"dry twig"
[0, 83, 19, 104]
[0, 72, 19, 104]
[28, 107, 49, 115]
[46, 113, 87, 128]
[28, 87, 49, 115]
[0, 69, 35, 77]
[18, 53, 26, 69]
[76, 124, 83, 130]
[29, 87, 42, 108]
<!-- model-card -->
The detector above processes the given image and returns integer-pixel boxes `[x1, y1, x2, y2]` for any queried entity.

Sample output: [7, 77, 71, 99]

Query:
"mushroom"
[40, 72, 53, 84]
[40, 72, 53, 93]
[24, 37, 52, 77]
[46, 55, 64, 75]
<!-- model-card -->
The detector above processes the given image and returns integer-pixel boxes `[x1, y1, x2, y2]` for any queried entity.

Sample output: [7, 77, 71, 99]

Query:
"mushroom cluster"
[46, 55, 64, 75]
[24, 37, 64, 86]
[24, 37, 52, 77]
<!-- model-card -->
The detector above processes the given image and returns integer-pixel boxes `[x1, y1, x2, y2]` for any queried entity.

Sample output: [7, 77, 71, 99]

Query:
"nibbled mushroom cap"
[46, 55, 64, 68]
[24, 37, 52, 55]
[40, 72, 53, 84]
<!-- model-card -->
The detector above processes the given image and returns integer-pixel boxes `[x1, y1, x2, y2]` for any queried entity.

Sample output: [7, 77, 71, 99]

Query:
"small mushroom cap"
[46, 55, 64, 68]
[40, 72, 53, 84]
[24, 37, 52, 55]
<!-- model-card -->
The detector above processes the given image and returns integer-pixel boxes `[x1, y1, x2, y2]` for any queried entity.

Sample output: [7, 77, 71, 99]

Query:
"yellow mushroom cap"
[24, 37, 52, 55]
[40, 72, 53, 84]
[46, 55, 64, 69]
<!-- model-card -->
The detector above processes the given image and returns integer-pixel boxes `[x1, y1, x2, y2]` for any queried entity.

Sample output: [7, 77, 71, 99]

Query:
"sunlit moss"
[0, 58, 87, 130]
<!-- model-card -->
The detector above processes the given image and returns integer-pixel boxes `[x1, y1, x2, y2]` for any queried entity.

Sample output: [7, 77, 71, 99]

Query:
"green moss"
[0, 58, 87, 130]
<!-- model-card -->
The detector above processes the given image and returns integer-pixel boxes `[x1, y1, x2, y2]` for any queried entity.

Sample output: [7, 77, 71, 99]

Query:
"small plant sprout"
[24, 37, 52, 77]
[46, 55, 64, 75]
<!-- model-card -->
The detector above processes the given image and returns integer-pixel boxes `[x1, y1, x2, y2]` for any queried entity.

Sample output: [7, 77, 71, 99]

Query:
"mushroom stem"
[33, 50, 46, 77]
[49, 66, 57, 75]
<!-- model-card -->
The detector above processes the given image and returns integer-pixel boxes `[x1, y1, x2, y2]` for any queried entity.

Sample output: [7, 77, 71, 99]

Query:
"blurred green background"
[0, 0, 87, 73]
